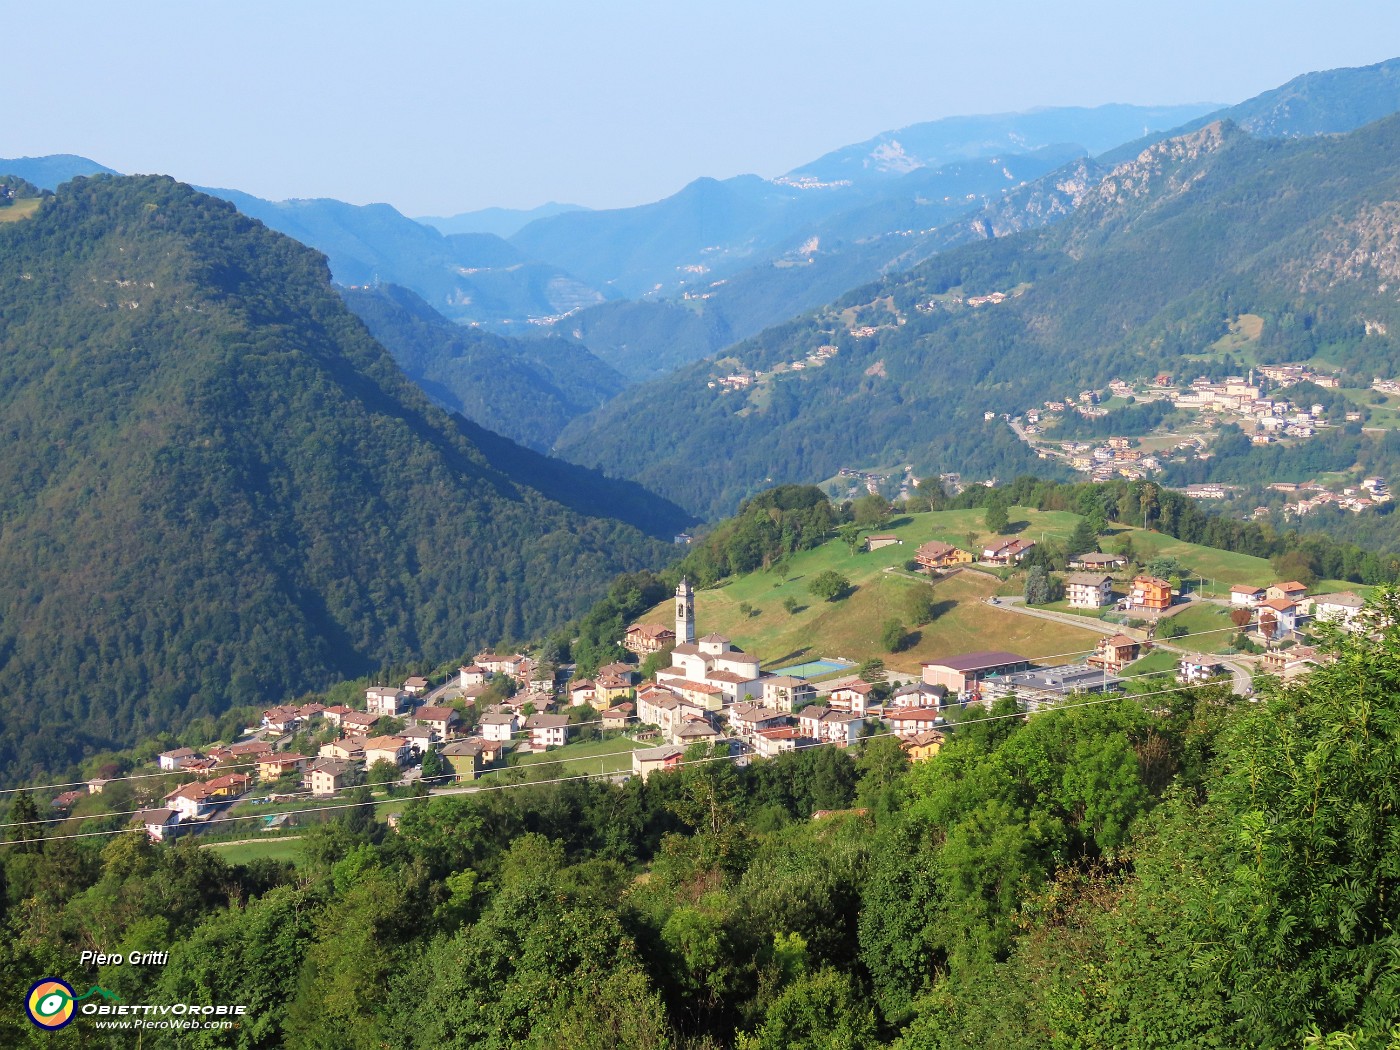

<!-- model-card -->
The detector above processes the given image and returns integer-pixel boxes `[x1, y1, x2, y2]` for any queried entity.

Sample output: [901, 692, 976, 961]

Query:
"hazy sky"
[6, 2, 1400, 215]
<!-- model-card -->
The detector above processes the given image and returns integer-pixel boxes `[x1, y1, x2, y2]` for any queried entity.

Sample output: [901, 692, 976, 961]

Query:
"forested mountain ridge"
[340, 283, 625, 451]
[201, 186, 608, 326]
[557, 113, 1400, 519]
[0, 175, 678, 779]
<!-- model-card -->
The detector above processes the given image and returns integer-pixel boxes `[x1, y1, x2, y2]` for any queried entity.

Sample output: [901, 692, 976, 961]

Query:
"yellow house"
[595, 673, 636, 706]
[915, 541, 973, 570]
[901, 729, 947, 763]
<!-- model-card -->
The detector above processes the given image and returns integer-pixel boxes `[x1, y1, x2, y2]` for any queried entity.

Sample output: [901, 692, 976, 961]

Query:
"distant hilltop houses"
[989, 363, 1395, 504]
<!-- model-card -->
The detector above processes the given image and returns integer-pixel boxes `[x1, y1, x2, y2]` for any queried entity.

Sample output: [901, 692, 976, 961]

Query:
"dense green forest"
[557, 113, 1400, 520]
[341, 283, 625, 451]
[5, 589, 1397, 1047]
[0, 175, 681, 780]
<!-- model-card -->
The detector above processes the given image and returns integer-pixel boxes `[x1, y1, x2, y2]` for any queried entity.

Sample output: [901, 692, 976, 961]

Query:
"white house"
[762, 675, 817, 713]
[479, 712, 518, 743]
[525, 713, 569, 749]
[1230, 585, 1266, 607]
[1065, 573, 1113, 609]
[827, 680, 876, 715]
[363, 735, 412, 768]
[365, 687, 407, 717]
[157, 748, 197, 772]
[1310, 591, 1365, 629]
[1256, 598, 1300, 640]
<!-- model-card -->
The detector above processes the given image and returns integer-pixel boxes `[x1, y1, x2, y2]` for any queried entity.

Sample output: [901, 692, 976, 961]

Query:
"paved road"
[991, 595, 1253, 696]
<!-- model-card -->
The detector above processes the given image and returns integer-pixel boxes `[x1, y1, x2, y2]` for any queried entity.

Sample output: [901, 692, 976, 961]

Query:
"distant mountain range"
[0, 175, 682, 778]
[785, 103, 1221, 185]
[416, 201, 589, 238]
[0, 153, 118, 189]
[555, 112, 1400, 519]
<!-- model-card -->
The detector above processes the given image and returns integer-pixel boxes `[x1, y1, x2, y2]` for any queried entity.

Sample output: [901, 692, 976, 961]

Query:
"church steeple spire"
[675, 577, 695, 645]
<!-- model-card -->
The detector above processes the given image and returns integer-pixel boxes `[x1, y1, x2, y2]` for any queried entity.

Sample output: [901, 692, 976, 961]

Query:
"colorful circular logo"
[26, 978, 76, 1030]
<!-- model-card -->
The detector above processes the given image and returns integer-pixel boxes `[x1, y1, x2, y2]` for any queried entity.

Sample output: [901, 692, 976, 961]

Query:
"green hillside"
[558, 113, 1400, 519]
[641, 508, 1101, 674]
[342, 283, 626, 450]
[0, 175, 677, 779]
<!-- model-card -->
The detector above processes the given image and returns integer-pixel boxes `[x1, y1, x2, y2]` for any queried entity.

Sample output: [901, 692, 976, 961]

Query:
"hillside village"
[91, 506, 1375, 847]
[998, 362, 1397, 512]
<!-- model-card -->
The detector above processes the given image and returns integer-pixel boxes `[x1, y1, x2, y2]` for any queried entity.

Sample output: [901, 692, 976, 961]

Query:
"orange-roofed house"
[1129, 575, 1172, 611]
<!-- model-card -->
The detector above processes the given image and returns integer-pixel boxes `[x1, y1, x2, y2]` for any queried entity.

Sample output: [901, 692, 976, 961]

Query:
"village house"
[1128, 575, 1173, 612]
[624, 623, 676, 656]
[569, 679, 597, 706]
[676, 718, 724, 748]
[632, 744, 686, 782]
[601, 703, 634, 731]
[827, 679, 877, 715]
[342, 711, 379, 736]
[50, 790, 83, 814]
[134, 808, 181, 842]
[363, 735, 412, 769]
[320, 736, 366, 762]
[796, 706, 864, 746]
[727, 702, 790, 743]
[762, 675, 817, 713]
[914, 540, 973, 570]
[901, 729, 948, 762]
[479, 711, 518, 743]
[472, 652, 512, 676]
[204, 772, 251, 799]
[669, 679, 726, 711]
[400, 726, 436, 753]
[1262, 645, 1322, 679]
[1177, 655, 1227, 684]
[1229, 584, 1266, 607]
[307, 759, 358, 797]
[921, 651, 1032, 696]
[164, 782, 215, 821]
[865, 534, 901, 552]
[1064, 554, 1131, 571]
[458, 664, 487, 688]
[888, 681, 947, 708]
[365, 687, 407, 717]
[1267, 581, 1310, 603]
[980, 538, 1037, 566]
[412, 706, 460, 739]
[595, 673, 635, 707]
[158, 747, 198, 772]
[261, 707, 301, 733]
[440, 740, 487, 781]
[258, 754, 310, 783]
[1256, 598, 1300, 640]
[753, 726, 805, 760]
[321, 705, 352, 727]
[1309, 591, 1366, 629]
[885, 708, 945, 739]
[1088, 634, 1140, 673]
[297, 702, 327, 722]
[639, 688, 716, 745]
[402, 676, 429, 697]
[525, 713, 570, 749]
[1065, 572, 1113, 609]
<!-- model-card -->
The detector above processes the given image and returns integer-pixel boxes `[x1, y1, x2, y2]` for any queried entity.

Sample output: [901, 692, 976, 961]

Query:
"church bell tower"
[675, 578, 696, 645]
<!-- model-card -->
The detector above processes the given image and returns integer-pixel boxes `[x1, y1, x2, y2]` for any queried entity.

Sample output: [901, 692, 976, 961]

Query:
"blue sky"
[6, 2, 1400, 215]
